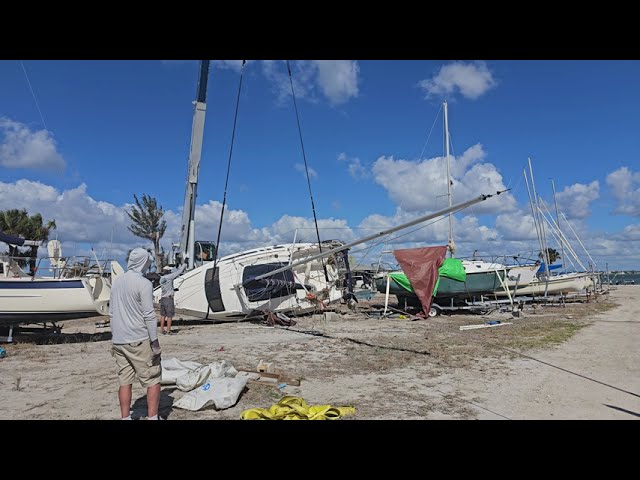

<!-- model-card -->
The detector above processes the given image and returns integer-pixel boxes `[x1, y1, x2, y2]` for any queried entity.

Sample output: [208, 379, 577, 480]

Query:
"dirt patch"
[0, 288, 632, 420]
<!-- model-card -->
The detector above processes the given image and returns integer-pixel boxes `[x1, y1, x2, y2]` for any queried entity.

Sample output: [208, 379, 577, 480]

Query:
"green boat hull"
[375, 270, 504, 303]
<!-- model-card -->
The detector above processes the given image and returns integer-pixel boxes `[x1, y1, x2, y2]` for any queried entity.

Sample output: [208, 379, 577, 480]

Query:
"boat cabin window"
[0, 262, 3, 275]
[243, 263, 297, 302]
[195, 241, 216, 263]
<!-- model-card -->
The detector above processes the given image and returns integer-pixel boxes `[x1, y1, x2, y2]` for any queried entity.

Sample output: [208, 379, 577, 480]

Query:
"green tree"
[539, 247, 561, 264]
[126, 194, 167, 272]
[0, 209, 56, 272]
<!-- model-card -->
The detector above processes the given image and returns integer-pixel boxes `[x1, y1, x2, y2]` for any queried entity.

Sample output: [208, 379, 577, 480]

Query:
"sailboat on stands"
[492, 159, 594, 297]
[374, 100, 538, 308]
[0, 230, 120, 325]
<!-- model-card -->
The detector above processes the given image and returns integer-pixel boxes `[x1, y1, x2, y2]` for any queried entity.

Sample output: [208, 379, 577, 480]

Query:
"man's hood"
[128, 248, 152, 274]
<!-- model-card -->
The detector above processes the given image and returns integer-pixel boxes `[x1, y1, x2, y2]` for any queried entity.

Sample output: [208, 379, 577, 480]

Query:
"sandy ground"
[0, 286, 638, 420]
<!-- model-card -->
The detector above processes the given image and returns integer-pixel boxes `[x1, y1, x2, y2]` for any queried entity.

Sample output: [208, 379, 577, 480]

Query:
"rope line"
[212, 60, 246, 271]
[286, 60, 328, 282]
[20, 60, 48, 130]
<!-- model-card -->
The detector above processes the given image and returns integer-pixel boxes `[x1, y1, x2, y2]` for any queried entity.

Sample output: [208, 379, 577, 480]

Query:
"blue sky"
[1, 60, 639, 270]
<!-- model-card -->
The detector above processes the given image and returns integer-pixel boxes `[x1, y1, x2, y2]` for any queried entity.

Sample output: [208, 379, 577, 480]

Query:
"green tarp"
[389, 258, 467, 296]
[432, 258, 466, 296]
[389, 272, 414, 292]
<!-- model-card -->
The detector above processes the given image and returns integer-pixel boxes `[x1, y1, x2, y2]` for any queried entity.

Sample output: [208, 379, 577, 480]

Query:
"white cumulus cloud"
[372, 144, 516, 214]
[315, 60, 360, 105]
[3, 176, 637, 271]
[419, 61, 497, 100]
[294, 162, 318, 179]
[606, 166, 640, 216]
[338, 152, 369, 180]
[495, 211, 539, 241]
[0, 119, 66, 171]
[554, 181, 600, 219]
[262, 60, 359, 106]
[617, 224, 640, 240]
[267, 215, 357, 245]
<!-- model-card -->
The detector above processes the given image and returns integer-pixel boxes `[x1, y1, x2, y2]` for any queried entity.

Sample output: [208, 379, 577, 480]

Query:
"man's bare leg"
[146, 383, 161, 418]
[118, 384, 132, 418]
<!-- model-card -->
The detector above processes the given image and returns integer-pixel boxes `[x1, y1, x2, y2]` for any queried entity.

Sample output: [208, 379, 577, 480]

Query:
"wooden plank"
[237, 369, 301, 386]
[460, 322, 513, 331]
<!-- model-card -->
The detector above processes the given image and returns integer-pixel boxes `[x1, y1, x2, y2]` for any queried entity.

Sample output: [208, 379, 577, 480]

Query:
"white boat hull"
[493, 272, 594, 297]
[156, 243, 344, 320]
[0, 277, 108, 322]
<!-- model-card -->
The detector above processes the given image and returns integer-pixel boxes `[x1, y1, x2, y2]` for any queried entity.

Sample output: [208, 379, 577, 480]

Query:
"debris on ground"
[161, 358, 248, 411]
[240, 396, 355, 420]
[460, 321, 513, 331]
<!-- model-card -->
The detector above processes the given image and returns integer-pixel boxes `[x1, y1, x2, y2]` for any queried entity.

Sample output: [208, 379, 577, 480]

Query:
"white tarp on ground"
[161, 357, 248, 411]
[160, 358, 203, 385]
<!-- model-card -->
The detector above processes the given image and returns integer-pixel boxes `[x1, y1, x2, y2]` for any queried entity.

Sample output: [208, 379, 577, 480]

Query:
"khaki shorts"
[111, 340, 162, 388]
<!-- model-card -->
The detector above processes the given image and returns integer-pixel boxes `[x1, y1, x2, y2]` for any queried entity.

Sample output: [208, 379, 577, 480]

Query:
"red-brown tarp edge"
[393, 246, 448, 316]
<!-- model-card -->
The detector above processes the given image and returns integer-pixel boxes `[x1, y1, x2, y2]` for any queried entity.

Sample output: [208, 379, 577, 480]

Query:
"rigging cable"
[212, 60, 246, 271]
[286, 60, 329, 283]
[418, 103, 443, 160]
[205, 60, 246, 320]
[20, 60, 48, 131]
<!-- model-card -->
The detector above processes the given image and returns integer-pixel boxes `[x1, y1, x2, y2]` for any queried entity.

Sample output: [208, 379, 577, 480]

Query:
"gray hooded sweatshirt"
[109, 248, 158, 345]
[159, 264, 186, 299]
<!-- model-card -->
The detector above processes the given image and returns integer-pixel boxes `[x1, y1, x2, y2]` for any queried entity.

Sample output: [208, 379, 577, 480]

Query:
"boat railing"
[458, 251, 540, 267]
[1, 254, 114, 280]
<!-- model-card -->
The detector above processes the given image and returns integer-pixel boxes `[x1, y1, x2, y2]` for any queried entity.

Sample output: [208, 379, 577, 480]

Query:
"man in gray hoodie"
[159, 263, 186, 335]
[109, 248, 162, 420]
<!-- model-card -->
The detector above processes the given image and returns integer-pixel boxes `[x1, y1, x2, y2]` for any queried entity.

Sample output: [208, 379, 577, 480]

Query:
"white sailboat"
[494, 158, 594, 297]
[0, 233, 118, 324]
[161, 241, 345, 319]
[439, 101, 539, 293]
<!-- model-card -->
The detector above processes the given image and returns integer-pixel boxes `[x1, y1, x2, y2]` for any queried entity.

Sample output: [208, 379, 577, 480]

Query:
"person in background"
[109, 247, 162, 420]
[159, 263, 186, 335]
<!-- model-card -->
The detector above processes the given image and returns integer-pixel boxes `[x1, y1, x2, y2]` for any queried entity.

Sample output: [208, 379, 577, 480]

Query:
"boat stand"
[0, 322, 64, 343]
[0, 325, 14, 343]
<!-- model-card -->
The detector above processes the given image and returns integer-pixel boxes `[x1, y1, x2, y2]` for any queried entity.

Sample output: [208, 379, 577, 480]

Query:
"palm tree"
[539, 247, 561, 264]
[126, 194, 167, 272]
[0, 209, 29, 258]
[0, 209, 56, 272]
[25, 214, 56, 273]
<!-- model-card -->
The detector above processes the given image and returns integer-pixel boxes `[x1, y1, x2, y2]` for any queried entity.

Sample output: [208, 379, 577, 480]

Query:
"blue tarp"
[537, 263, 562, 273]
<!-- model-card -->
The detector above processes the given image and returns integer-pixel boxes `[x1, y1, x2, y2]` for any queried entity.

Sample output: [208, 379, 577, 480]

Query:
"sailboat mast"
[444, 100, 454, 257]
[528, 158, 550, 280]
[178, 60, 210, 270]
[550, 179, 566, 272]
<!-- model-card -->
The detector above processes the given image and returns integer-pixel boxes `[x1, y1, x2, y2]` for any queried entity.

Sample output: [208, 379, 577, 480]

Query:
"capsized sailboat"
[156, 241, 346, 319]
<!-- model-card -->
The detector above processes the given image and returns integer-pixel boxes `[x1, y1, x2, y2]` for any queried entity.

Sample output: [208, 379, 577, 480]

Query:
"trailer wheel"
[428, 306, 440, 317]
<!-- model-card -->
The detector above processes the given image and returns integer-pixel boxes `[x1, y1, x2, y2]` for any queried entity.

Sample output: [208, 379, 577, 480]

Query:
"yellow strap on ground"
[241, 396, 355, 420]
